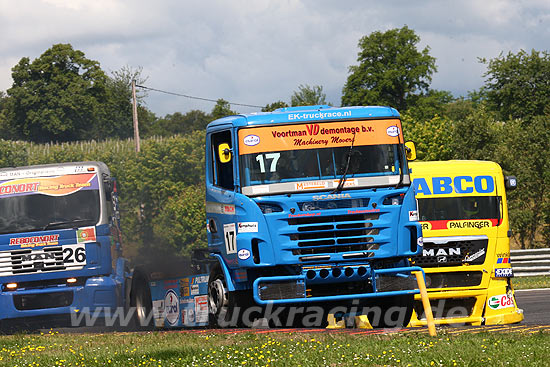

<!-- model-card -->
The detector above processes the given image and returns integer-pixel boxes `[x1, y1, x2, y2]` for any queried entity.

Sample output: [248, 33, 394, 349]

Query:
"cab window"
[211, 130, 234, 190]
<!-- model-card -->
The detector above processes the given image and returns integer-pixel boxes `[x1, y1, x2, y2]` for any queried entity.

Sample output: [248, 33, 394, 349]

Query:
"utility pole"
[132, 80, 141, 153]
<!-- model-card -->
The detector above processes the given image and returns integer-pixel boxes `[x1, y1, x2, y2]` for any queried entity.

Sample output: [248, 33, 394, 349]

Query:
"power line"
[135, 84, 264, 109]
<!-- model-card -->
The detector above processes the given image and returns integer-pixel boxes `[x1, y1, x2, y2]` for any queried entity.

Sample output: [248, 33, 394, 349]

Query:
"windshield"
[0, 173, 100, 234]
[417, 196, 500, 221]
[238, 119, 405, 190]
[240, 144, 400, 186]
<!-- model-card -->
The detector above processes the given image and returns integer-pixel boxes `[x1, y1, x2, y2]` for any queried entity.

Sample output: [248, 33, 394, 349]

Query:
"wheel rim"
[208, 278, 228, 316]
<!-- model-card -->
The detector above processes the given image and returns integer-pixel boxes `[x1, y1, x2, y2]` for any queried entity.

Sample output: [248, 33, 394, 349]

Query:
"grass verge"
[0, 329, 548, 367]
[512, 275, 550, 290]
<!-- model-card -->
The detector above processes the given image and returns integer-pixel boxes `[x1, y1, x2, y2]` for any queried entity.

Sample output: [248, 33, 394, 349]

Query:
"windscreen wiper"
[332, 132, 356, 194]
[42, 219, 95, 231]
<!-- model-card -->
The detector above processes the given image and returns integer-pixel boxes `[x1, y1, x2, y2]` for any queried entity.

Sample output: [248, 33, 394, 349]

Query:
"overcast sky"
[1, 0, 549, 117]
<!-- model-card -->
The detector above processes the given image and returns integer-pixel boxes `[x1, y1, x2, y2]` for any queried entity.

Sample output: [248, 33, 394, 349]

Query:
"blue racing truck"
[0, 162, 151, 330]
[200, 105, 424, 328]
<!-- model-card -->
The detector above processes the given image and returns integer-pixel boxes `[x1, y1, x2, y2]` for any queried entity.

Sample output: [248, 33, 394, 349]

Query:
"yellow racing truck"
[408, 160, 523, 326]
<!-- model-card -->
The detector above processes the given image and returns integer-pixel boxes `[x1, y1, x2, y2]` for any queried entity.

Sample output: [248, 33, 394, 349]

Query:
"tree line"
[0, 26, 549, 251]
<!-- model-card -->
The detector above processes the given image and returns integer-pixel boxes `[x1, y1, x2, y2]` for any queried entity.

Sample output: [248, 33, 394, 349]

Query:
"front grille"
[0, 246, 85, 276]
[411, 238, 488, 267]
[414, 297, 477, 320]
[425, 271, 483, 288]
[258, 280, 306, 301]
[2, 277, 87, 291]
[297, 198, 370, 211]
[287, 213, 380, 260]
[13, 291, 74, 310]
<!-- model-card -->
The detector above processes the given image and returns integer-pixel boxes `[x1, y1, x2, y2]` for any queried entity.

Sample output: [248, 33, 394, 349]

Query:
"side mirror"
[505, 176, 517, 190]
[404, 141, 417, 161]
[104, 179, 113, 201]
[218, 143, 232, 163]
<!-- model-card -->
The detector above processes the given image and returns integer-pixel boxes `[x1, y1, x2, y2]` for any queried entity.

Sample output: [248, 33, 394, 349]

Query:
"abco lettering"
[413, 176, 495, 195]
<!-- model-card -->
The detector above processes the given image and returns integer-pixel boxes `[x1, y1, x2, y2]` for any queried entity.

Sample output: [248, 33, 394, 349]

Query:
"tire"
[366, 294, 414, 328]
[208, 265, 259, 328]
[129, 272, 153, 330]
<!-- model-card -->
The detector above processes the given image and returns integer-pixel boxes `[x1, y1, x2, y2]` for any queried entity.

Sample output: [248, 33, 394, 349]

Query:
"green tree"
[405, 89, 454, 122]
[152, 184, 206, 258]
[494, 115, 550, 249]
[0, 91, 13, 139]
[449, 104, 501, 162]
[262, 101, 289, 112]
[402, 114, 454, 161]
[210, 99, 236, 120]
[290, 85, 327, 106]
[342, 26, 437, 111]
[481, 49, 550, 120]
[6, 44, 110, 142]
[121, 132, 206, 261]
[147, 110, 209, 137]
[97, 66, 149, 140]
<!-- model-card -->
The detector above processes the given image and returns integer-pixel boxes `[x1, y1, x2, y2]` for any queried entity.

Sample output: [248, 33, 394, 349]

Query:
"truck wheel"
[130, 273, 153, 330]
[367, 294, 414, 328]
[208, 266, 229, 327]
[208, 266, 258, 328]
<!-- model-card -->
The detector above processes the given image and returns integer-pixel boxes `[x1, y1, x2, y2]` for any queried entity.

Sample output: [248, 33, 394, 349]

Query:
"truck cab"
[409, 160, 523, 325]
[0, 162, 149, 329]
[205, 105, 423, 327]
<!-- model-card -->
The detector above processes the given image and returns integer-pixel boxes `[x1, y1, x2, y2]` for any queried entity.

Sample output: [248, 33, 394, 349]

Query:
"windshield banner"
[0, 173, 99, 198]
[239, 119, 402, 155]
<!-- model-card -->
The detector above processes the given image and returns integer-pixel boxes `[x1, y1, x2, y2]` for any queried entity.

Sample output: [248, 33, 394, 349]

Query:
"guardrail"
[511, 248, 550, 277]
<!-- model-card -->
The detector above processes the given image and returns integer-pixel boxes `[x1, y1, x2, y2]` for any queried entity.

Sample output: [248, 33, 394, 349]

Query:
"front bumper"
[0, 276, 120, 327]
[409, 285, 524, 326]
[252, 265, 423, 305]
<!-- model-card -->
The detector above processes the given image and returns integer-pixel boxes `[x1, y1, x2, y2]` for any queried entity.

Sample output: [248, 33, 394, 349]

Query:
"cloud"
[1, 0, 549, 115]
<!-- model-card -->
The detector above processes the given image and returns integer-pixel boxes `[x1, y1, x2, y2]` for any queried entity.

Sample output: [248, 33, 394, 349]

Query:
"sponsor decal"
[413, 175, 495, 196]
[488, 294, 515, 310]
[223, 205, 235, 214]
[447, 220, 492, 229]
[76, 226, 96, 243]
[288, 212, 321, 218]
[386, 125, 400, 137]
[463, 248, 486, 262]
[494, 268, 514, 277]
[0, 173, 98, 198]
[190, 284, 199, 296]
[417, 237, 424, 247]
[421, 219, 498, 231]
[238, 119, 401, 155]
[238, 249, 251, 260]
[223, 223, 237, 254]
[243, 134, 260, 146]
[184, 308, 195, 324]
[194, 295, 209, 323]
[409, 210, 418, 221]
[238, 222, 258, 233]
[497, 257, 510, 264]
[206, 202, 236, 215]
[420, 222, 432, 231]
[9, 234, 59, 248]
[331, 179, 357, 188]
[164, 290, 180, 326]
[295, 181, 329, 191]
